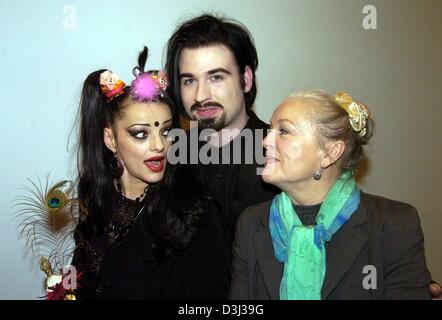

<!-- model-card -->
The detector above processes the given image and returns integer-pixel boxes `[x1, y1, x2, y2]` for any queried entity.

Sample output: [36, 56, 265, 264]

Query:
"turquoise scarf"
[269, 170, 360, 300]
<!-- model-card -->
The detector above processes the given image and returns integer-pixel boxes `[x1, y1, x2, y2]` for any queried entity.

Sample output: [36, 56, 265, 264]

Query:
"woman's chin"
[261, 169, 276, 184]
[143, 172, 165, 184]
[262, 162, 278, 176]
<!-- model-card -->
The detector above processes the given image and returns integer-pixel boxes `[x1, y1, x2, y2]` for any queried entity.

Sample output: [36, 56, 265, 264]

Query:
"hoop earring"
[109, 152, 124, 178]
[313, 168, 323, 181]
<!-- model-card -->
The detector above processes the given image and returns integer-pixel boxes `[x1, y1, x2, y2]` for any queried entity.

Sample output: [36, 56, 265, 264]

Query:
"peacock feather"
[13, 175, 81, 274]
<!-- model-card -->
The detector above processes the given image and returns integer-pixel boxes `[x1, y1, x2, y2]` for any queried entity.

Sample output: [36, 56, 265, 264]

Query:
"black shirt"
[293, 203, 321, 226]
[196, 112, 279, 269]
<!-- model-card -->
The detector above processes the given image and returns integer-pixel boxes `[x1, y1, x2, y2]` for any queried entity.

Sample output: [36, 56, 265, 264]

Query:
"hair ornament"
[131, 70, 168, 102]
[100, 70, 125, 102]
[130, 46, 168, 102]
[334, 92, 370, 137]
[130, 71, 168, 101]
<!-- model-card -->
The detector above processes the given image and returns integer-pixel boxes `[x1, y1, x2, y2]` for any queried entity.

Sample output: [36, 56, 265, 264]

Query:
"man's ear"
[321, 140, 346, 168]
[243, 66, 253, 93]
[103, 127, 117, 153]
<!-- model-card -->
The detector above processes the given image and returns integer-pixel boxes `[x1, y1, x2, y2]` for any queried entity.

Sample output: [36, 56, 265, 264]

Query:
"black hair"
[165, 13, 259, 117]
[76, 47, 205, 258]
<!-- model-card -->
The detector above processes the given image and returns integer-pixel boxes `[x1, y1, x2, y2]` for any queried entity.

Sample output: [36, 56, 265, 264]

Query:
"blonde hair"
[286, 89, 373, 172]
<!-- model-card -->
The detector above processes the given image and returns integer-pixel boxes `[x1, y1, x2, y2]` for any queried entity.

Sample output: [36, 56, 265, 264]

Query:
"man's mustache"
[190, 102, 224, 112]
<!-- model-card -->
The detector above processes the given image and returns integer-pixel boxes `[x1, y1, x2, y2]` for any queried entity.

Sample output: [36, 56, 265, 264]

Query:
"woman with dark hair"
[230, 90, 432, 300]
[71, 47, 229, 299]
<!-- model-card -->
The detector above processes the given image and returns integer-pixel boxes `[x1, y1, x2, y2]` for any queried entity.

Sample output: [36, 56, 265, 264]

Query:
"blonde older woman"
[229, 90, 432, 300]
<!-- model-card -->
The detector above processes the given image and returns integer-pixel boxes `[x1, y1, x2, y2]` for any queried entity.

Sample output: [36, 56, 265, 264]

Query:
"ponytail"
[77, 70, 118, 224]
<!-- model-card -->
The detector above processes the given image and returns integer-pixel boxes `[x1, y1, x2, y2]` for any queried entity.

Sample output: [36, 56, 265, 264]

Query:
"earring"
[109, 152, 124, 178]
[313, 168, 322, 181]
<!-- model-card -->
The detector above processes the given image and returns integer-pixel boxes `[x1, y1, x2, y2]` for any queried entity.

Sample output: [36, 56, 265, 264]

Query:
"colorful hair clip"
[335, 92, 370, 137]
[100, 70, 126, 102]
[131, 70, 168, 102]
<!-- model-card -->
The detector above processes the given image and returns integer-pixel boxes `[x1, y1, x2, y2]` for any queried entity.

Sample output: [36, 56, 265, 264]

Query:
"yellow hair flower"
[335, 92, 370, 137]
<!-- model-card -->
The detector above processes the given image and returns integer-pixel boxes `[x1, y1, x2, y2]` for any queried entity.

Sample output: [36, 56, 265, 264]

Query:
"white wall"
[1, 0, 440, 299]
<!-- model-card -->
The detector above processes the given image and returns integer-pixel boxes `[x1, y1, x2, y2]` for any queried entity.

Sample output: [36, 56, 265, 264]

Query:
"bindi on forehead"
[128, 119, 172, 128]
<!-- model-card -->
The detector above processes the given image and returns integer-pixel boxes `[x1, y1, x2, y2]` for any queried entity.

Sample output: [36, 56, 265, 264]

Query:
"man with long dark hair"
[165, 14, 278, 275]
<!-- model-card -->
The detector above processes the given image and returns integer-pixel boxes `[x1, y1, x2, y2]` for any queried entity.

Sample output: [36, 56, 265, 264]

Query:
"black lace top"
[72, 187, 149, 299]
[107, 188, 144, 244]
[72, 183, 229, 299]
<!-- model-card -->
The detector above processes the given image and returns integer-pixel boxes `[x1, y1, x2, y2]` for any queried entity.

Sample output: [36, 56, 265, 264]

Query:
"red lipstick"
[144, 156, 165, 173]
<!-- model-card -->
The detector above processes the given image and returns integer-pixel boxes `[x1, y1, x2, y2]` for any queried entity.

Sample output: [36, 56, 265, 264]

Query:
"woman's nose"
[150, 134, 164, 152]
[263, 129, 276, 149]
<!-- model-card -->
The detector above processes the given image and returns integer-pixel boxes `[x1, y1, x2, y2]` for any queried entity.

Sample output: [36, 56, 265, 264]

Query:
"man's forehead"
[179, 45, 236, 74]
